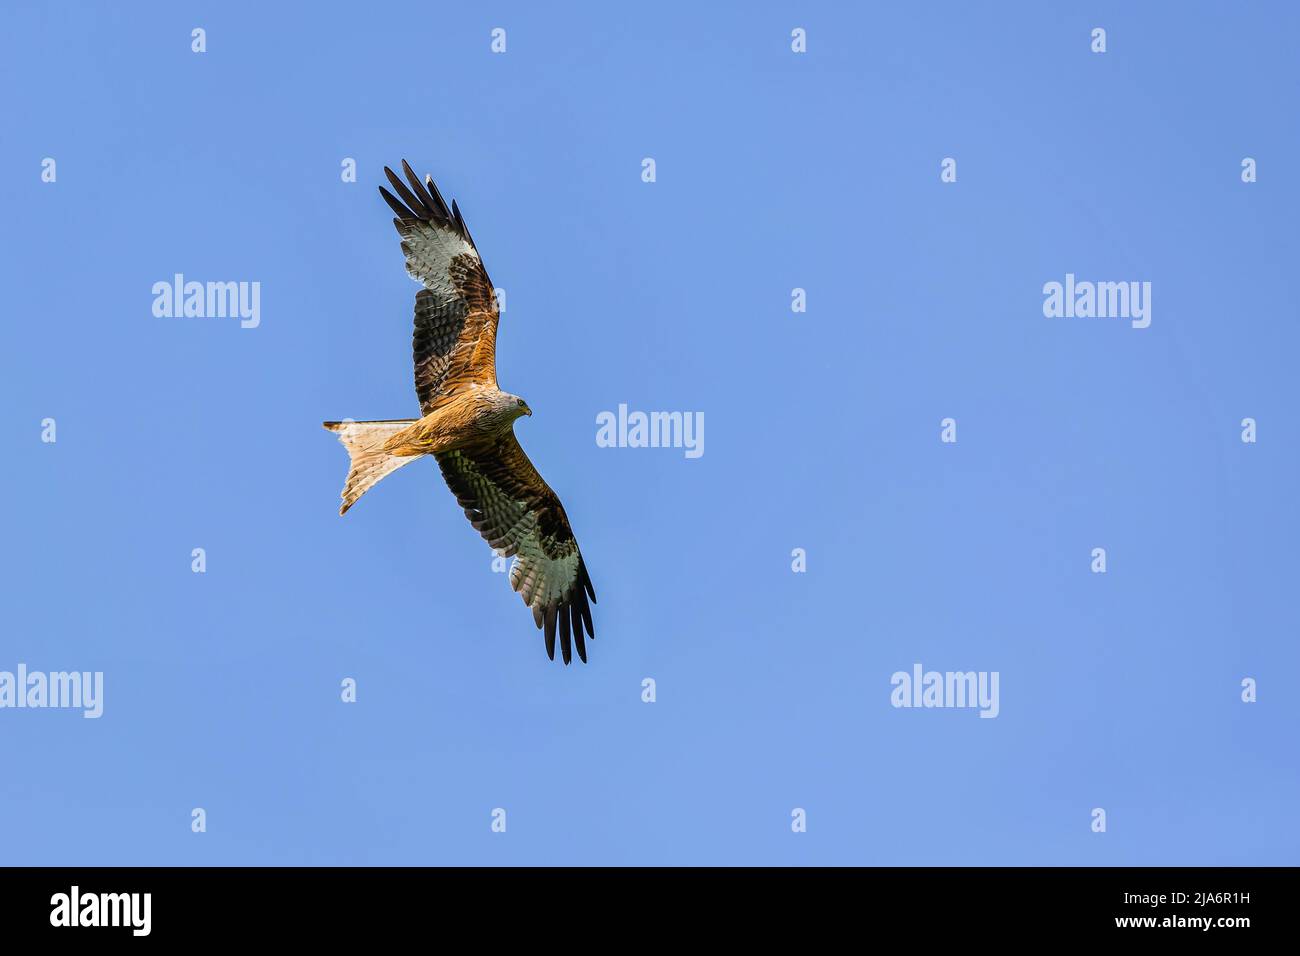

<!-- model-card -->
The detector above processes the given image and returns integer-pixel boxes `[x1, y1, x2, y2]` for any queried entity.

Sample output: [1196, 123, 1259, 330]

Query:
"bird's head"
[511, 394, 532, 418]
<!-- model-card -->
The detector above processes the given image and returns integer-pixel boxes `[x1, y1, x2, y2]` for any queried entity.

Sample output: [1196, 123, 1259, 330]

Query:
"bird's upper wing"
[435, 432, 597, 665]
[379, 161, 500, 414]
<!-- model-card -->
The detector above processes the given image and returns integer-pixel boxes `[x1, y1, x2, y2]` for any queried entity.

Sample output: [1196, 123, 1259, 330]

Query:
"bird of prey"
[323, 161, 596, 664]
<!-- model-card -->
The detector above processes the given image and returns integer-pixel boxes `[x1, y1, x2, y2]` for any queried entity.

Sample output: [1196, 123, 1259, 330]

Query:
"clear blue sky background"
[2, 1, 1297, 865]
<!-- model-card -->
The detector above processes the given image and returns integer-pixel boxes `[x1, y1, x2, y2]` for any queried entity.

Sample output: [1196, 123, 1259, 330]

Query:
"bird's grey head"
[497, 391, 532, 419]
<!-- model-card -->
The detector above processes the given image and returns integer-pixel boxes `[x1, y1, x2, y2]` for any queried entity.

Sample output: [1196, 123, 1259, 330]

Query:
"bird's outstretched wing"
[436, 433, 597, 665]
[379, 161, 499, 414]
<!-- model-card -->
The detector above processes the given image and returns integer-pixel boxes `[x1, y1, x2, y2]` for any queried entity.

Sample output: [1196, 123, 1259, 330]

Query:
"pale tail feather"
[322, 420, 421, 514]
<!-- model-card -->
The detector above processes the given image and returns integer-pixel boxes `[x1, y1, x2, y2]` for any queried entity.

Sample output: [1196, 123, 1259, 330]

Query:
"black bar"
[0, 866, 1282, 940]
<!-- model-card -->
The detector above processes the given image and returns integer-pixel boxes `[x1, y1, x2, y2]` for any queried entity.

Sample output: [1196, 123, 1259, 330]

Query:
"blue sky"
[1, 1, 1297, 865]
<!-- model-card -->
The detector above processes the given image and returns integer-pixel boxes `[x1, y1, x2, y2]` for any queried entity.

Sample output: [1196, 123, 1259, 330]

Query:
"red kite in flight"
[324, 162, 596, 664]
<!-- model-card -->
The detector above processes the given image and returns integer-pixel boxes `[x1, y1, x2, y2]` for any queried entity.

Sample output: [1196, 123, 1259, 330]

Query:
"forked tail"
[322, 420, 421, 514]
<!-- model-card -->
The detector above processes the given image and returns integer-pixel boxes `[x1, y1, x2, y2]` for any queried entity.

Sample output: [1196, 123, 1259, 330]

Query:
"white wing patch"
[510, 531, 581, 609]
[397, 219, 480, 301]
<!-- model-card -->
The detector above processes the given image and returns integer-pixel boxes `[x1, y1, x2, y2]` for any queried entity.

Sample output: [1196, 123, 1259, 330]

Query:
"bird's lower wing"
[435, 433, 596, 664]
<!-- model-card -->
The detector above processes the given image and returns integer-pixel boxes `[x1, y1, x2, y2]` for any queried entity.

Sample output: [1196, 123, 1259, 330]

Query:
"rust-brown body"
[382, 386, 524, 457]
